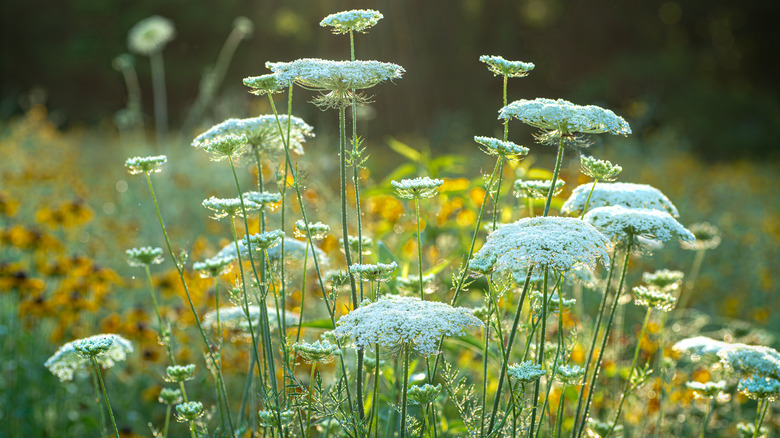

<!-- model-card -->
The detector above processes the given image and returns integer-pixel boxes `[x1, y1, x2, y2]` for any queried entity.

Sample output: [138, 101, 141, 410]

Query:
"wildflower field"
[2, 5, 779, 438]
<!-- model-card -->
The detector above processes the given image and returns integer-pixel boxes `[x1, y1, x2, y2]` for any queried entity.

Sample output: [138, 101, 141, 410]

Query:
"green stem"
[163, 404, 172, 438]
[486, 266, 535, 435]
[753, 398, 769, 438]
[575, 243, 633, 438]
[701, 397, 715, 438]
[479, 317, 491, 438]
[91, 365, 108, 438]
[188, 420, 197, 438]
[92, 357, 120, 438]
[579, 180, 599, 220]
[607, 307, 652, 437]
[529, 268, 550, 438]
[306, 363, 317, 438]
[373, 345, 381, 438]
[297, 243, 309, 343]
[143, 172, 234, 435]
[676, 249, 707, 313]
[555, 384, 567, 438]
[415, 197, 425, 300]
[149, 51, 168, 147]
[400, 344, 411, 438]
[543, 137, 565, 217]
[570, 255, 617, 437]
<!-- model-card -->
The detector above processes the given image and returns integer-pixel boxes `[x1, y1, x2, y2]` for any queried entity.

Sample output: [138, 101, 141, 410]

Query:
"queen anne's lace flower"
[642, 269, 683, 290]
[507, 361, 545, 383]
[562, 182, 680, 217]
[243, 73, 290, 96]
[392, 177, 444, 199]
[332, 296, 481, 356]
[198, 134, 248, 161]
[202, 196, 260, 220]
[125, 155, 167, 175]
[243, 230, 285, 251]
[350, 262, 398, 283]
[738, 375, 780, 400]
[158, 388, 183, 405]
[166, 364, 196, 382]
[293, 339, 342, 363]
[258, 409, 296, 428]
[294, 220, 330, 239]
[192, 116, 314, 156]
[45, 334, 133, 382]
[737, 422, 768, 438]
[193, 255, 233, 278]
[243, 191, 282, 210]
[499, 98, 631, 136]
[686, 380, 726, 399]
[479, 55, 535, 78]
[555, 364, 585, 385]
[583, 205, 695, 246]
[474, 136, 530, 161]
[408, 383, 442, 405]
[718, 343, 780, 380]
[267, 59, 404, 108]
[514, 179, 565, 199]
[580, 155, 622, 181]
[341, 235, 373, 255]
[472, 217, 612, 281]
[176, 401, 204, 422]
[681, 222, 722, 251]
[673, 336, 729, 357]
[127, 16, 175, 55]
[632, 285, 676, 311]
[126, 246, 163, 267]
[320, 9, 383, 34]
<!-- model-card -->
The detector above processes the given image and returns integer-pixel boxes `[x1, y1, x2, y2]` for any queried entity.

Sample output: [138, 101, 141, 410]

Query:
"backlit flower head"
[243, 73, 290, 96]
[158, 388, 183, 405]
[474, 136, 529, 161]
[479, 55, 535, 78]
[583, 205, 695, 247]
[632, 285, 676, 311]
[472, 216, 612, 282]
[293, 339, 342, 363]
[738, 375, 780, 401]
[580, 155, 622, 181]
[45, 334, 133, 382]
[508, 361, 545, 383]
[266, 59, 404, 109]
[555, 364, 585, 385]
[350, 262, 398, 283]
[243, 191, 282, 210]
[126, 246, 163, 267]
[514, 179, 565, 199]
[469, 252, 498, 275]
[673, 336, 729, 358]
[166, 364, 196, 382]
[176, 401, 203, 422]
[233, 16, 254, 38]
[127, 15, 175, 55]
[320, 9, 383, 34]
[193, 255, 233, 278]
[642, 269, 683, 290]
[243, 230, 285, 251]
[392, 177, 444, 199]
[562, 182, 679, 217]
[294, 220, 330, 239]
[499, 98, 631, 136]
[125, 155, 167, 175]
[192, 116, 314, 156]
[681, 222, 722, 251]
[686, 380, 726, 399]
[408, 383, 442, 405]
[332, 296, 482, 356]
[199, 133, 248, 161]
[718, 344, 780, 380]
[258, 409, 295, 428]
[202, 196, 260, 220]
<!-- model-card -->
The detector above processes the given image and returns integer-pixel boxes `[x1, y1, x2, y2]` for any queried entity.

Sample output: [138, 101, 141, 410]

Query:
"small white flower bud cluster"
[258, 409, 296, 428]
[294, 220, 330, 239]
[243, 191, 282, 209]
[166, 364, 196, 382]
[350, 262, 398, 283]
[632, 285, 676, 312]
[507, 361, 545, 383]
[580, 155, 622, 181]
[474, 136, 529, 159]
[199, 134, 248, 161]
[127, 16, 175, 56]
[555, 364, 585, 385]
[408, 383, 442, 405]
[126, 246, 164, 267]
[686, 380, 726, 399]
[320, 9, 384, 34]
[176, 401, 203, 422]
[193, 255, 233, 278]
[243, 230, 285, 250]
[202, 196, 259, 220]
[391, 177, 444, 199]
[193, 116, 314, 156]
[293, 339, 342, 363]
[125, 155, 167, 175]
[514, 179, 565, 199]
[45, 334, 133, 382]
[642, 269, 684, 290]
[479, 55, 535, 78]
[682, 222, 722, 251]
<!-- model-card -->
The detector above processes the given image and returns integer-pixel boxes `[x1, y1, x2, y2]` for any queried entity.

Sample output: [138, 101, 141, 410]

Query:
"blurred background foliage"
[2, 0, 779, 160]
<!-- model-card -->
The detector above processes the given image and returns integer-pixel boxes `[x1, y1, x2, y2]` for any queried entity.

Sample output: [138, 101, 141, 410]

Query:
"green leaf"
[386, 137, 422, 163]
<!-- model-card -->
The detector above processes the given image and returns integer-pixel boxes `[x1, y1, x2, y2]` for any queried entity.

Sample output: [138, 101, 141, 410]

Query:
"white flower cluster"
[673, 336, 729, 358]
[580, 155, 622, 182]
[125, 155, 167, 175]
[193, 255, 233, 278]
[126, 246, 163, 267]
[473, 136, 529, 159]
[498, 98, 631, 136]
[642, 269, 684, 290]
[176, 401, 204, 421]
[738, 375, 780, 401]
[391, 177, 444, 199]
[555, 364, 585, 385]
[243, 73, 290, 95]
[45, 334, 133, 382]
[293, 339, 342, 363]
[686, 380, 726, 399]
[349, 262, 398, 282]
[682, 222, 722, 251]
[332, 296, 481, 356]
[202, 196, 259, 220]
[584, 205, 695, 245]
[199, 133, 249, 161]
[320, 9, 384, 34]
[243, 191, 282, 209]
[267, 59, 404, 92]
[479, 55, 535, 78]
[341, 235, 373, 255]
[243, 230, 285, 250]
[258, 409, 295, 428]
[507, 361, 545, 383]
[192, 116, 314, 156]
[561, 182, 680, 217]
[514, 179, 565, 199]
[632, 285, 676, 311]
[472, 216, 612, 280]
[408, 383, 442, 405]
[202, 305, 298, 334]
[718, 344, 780, 380]
[294, 220, 330, 239]
[127, 15, 175, 55]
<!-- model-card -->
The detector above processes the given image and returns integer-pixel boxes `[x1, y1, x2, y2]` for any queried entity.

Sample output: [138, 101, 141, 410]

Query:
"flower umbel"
[738, 375, 780, 401]
[320, 9, 384, 34]
[632, 285, 676, 311]
[392, 177, 444, 199]
[127, 16, 175, 55]
[562, 182, 680, 217]
[584, 205, 694, 247]
[514, 179, 565, 199]
[45, 334, 133, 382]
[126, 246, 163, 267]
[681, 222, 722, 251]
[350, 262, 398, 283]
[176, 401, 204, 422]
[499, 98, 631, 136]
[193, 116, 314, 156]
[474, 136, 530, 162]
[408, 383, 442, 405]
[479, 55, 535, 78]
[125, 155, 167, 175]
[332, 296, 482, 356]
[508, 361, 545, 383]
[293, 339, 342, 363]
[166, 364, 196, 382]
[202, 196, 260, 220]
[580, 155, 622, 181]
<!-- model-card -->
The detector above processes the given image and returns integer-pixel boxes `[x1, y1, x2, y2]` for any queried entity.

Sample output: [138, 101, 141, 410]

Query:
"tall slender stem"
[529, 268, 549, 437]
[149, 51, 168, 147]
[700, 397, 715, 438]
[543, 138, 565, 217]
[92, 357, 120, 438]
[415, 198, 425, 300]
[400, 344, 412, 438]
